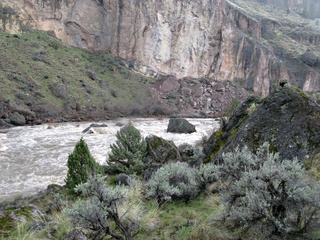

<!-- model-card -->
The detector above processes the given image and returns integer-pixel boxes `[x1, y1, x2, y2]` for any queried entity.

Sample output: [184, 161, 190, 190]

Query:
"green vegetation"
[294, 87, 309, 102]
[0, 29, 155, 120]
[66, 174, 155, 240]
[4, 211, 72, 240]
[65, 138, 104, 192]
[219, 143, 320, 236]
[107, 122, 147, 174]
[225, 98, 239, 119]
[2, 141, 320, 239]
[145, 162, 200, 205]
[0, 207, 33, 238]
[247, 102, 256, 115]
[207, 129, 225, 162]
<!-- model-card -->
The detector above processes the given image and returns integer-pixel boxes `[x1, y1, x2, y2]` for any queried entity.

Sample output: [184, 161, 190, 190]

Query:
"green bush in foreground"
[107, 122, 147, 174]
[220, 143, 320, 236]
[65, 138, 104, 192]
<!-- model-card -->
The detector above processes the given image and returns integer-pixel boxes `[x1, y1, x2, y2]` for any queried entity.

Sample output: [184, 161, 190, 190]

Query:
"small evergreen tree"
[65, 138, 104, 192]
[107, 122, 147, 174]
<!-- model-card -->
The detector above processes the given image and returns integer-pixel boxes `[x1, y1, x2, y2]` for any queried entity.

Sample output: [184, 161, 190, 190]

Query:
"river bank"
[0, 117, 220, 203]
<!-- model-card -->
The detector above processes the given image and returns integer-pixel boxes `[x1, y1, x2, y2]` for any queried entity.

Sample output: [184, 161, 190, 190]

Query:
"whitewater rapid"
[0, 118, 220, 202]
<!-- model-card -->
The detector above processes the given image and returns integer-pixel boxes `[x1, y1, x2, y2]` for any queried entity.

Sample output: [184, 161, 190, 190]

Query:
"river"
[0, 118, 220, 202]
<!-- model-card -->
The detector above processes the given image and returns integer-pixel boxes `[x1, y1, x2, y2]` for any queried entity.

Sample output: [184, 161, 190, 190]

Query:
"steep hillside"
[1, 0, 319, 96]
[0, 29, 159, 126]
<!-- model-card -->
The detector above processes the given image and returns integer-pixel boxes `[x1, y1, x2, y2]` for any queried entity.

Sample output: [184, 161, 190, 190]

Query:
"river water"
[0, 118, 220, 202]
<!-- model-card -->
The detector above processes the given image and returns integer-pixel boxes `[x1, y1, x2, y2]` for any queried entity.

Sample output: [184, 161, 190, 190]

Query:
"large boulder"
[0, 119, 13, 128]
[115, 173, 130, 186]
[204, 87, 320, 162]
[145, 135, 182, 164]
[9, 112, 26, 126]
[8, 100, 36, 121]
[300, 51, 318, 67]
[167, 118, 196, 134]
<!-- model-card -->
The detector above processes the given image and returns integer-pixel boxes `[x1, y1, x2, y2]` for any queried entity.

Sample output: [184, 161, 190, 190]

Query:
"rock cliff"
[1, 0, 320, 96]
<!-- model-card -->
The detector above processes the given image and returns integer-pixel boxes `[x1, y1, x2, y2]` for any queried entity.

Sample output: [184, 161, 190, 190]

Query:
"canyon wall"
[1, 0, 320, 96]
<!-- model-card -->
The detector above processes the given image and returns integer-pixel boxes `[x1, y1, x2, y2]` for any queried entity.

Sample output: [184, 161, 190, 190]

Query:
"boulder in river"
[82, 123, 108, 133]
[167, 118, 196, 134]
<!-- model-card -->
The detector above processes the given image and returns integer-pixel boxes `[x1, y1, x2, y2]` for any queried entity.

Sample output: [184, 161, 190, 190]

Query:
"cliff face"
[2, 0, 320, 96]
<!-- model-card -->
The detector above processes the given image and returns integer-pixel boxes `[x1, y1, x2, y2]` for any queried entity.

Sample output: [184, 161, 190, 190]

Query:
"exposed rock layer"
[1, 0, 320, 96]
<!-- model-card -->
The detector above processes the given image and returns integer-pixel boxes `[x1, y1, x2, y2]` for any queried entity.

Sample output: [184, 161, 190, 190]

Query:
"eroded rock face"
[2, 0, 320, 96]
[151, 76, 250, 117]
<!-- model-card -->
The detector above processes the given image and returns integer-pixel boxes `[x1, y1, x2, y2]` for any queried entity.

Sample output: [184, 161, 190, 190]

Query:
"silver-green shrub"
[197, 163, 220, 190]
[145, 162, 200, 205]
[65, 174, 143, 240]
[220, 143, 320, 235]
[220, 145, 259, 182]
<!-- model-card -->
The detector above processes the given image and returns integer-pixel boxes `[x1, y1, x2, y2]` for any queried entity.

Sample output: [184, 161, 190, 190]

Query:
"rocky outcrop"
[0, 98, 38, 128]
[151, 77, 250, 117]
[2, 0, 320, 97]
[0, 184, 65, 238]
[265, 0, 320, 19]
[204, 86, 320, 162]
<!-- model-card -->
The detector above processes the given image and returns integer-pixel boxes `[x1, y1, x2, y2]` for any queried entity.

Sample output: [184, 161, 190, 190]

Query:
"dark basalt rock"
[115, 173, 129, 186]
[204, 87, 320, 162]
[146, 134, 182, 164]
[300, 51, 318, 67]
[9, 112, 26, 126]
[82, 123, 108, 133]
[167, 118, 196, 134]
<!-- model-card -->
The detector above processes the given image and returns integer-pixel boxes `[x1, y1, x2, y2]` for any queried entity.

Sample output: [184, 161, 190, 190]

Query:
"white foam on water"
[0, 118, 220, 202]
